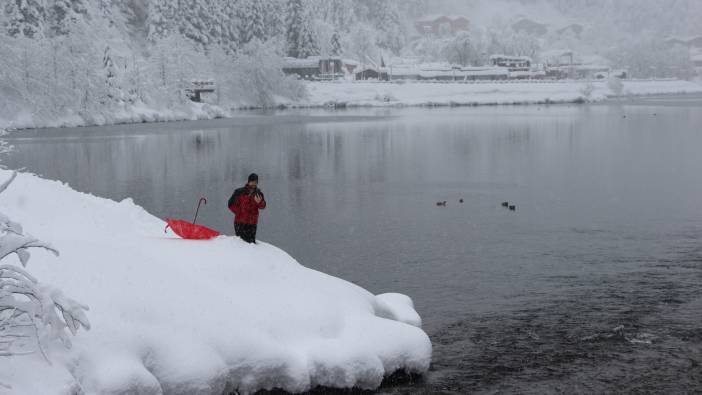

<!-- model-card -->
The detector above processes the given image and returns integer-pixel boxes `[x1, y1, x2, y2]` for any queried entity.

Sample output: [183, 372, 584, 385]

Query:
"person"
[228, 173, 266, 243]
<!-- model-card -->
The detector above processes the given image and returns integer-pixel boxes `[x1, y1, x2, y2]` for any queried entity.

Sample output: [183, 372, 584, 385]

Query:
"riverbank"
[1, 80, 701, 131]
[0, 169, 431, 394]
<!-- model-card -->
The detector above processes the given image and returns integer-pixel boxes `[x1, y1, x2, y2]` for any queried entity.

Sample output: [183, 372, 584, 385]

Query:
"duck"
[459, 198, 464, 203]
[509, 205, 516, 211]
[436, 201, 447, 207]
[501, 201, 509, 207]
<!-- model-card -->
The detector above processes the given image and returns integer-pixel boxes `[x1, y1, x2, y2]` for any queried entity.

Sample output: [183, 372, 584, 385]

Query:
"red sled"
[164, 198, 221, 240]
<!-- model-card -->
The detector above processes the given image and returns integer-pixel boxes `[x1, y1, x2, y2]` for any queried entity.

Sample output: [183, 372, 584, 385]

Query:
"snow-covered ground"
[0, 169, 431, 394]
[300, 79, 702, 108]
[2, 80, 701, 131]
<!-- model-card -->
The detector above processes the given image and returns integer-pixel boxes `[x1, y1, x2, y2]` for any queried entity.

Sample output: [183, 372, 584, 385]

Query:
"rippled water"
[4, 96, 702, 393]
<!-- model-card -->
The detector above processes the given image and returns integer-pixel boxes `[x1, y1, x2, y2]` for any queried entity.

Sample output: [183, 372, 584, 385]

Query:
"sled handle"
[193, 197, 207, 224]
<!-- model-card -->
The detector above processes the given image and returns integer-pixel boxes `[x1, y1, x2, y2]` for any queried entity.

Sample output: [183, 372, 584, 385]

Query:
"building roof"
[282, 56, 361, 69]
[489, 54, 533, 62]
[283, 56, 321, 68]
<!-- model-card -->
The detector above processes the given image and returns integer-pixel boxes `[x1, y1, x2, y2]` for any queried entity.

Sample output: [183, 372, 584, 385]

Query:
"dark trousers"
[235, 223, 257, 243]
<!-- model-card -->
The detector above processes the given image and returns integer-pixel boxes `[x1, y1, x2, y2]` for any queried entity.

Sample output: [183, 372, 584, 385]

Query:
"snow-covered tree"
[102, 45, 120, 104]
[330, 31, 343, 56]
[372, 0, 405, 54]
[238, 0, 266, 44]
[345, 23, 378, 65]
[0, 172, 90, 361]
[46, 0, 87, 37]
[3, 0, 45, 38]
[443, 31, 480, 66]
[285, 0, 319, 58]
[222, 40, 305, 107]
[146, 0, 178, 41]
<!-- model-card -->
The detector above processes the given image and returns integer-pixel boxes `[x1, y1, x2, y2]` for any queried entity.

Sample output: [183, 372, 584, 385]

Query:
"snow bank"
[0, 101, 231, 131]
[2, 80, 700, 131]
[0, 170, 431, 394]
[301, 79, 702, 108]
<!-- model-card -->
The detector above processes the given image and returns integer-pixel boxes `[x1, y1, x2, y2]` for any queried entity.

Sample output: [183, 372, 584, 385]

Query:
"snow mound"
[0, 170, 431, 394]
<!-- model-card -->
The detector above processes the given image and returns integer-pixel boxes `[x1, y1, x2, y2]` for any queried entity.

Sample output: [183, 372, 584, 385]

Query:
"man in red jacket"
[228, 173, 266, 243]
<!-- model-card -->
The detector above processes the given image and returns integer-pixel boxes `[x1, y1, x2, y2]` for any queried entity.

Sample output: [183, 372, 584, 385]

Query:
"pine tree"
[220, 0, 242, 52]
[285, 0, 319, 58]
[374, 0, 405, 54]
[263, 0, 285, 40]
[146, 0, 178, 40]
[102, 45, 119, 104]
[330, 30, 343, 56]
[238, 0, 266, 44]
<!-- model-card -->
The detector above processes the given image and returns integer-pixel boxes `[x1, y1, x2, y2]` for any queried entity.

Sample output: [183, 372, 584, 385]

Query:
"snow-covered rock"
[0, 169, 431, 394]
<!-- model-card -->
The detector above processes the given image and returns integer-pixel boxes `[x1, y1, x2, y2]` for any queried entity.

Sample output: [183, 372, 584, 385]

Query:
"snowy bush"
[579, 80, 595, 101]
[607, 76, 624, 96]
[0, 172, 89, 362]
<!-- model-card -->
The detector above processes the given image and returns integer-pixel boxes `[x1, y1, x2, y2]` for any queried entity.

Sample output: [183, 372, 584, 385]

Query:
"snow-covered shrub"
[580, 80, 595, 101]
[0, 172, 90, 361]
[607, 76, 624, 96]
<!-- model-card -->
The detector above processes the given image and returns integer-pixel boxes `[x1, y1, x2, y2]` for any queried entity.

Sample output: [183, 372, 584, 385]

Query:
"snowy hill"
[0, 169, 431, 394]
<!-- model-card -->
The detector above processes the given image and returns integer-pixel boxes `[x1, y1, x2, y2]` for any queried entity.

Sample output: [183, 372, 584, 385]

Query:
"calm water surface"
[4, 96, 702, 393]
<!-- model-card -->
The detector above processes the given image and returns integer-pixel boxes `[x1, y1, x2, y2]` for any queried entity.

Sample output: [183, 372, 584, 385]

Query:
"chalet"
[666, 36, 702, 75]
[355, 67, 388, 81]
[282, 56, 359, 80]
[541, 50, 616, 79]
[185, 80, 215, 103]
[387, 64, 509, 81]
[489, 55, 532, 71]
[414, 15, 469, 35]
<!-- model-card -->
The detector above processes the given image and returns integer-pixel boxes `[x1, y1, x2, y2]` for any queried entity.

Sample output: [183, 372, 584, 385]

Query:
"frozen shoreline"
[1, 80, 701, 131]
[0, 169, 432, 394]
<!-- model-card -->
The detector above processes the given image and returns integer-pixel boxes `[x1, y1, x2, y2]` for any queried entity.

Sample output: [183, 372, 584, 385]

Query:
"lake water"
[4, 96, 702, 393]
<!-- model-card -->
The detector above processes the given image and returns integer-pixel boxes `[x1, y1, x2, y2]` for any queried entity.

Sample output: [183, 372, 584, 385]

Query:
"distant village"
[185, 14, 702, 103]
[279, 15, 702, 84]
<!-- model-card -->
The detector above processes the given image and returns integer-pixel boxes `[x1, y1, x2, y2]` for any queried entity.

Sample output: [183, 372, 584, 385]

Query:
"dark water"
[4, 96, 702, 393]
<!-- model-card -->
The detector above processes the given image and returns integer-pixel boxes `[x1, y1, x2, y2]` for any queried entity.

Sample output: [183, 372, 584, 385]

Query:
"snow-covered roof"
[509, 70, 546, 77]
[489, 54, 532, 62]
[282, 56, 321, 68]
[283, 56, 360, 69]
[666, 35, 702, 47]
[389, 65, 509, 78]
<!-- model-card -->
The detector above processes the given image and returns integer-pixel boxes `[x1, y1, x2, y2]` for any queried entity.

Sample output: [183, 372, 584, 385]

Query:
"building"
[541, 50, 617, 79]
[666, 36, 702, 76]
[386, 64, 509, 81]
[489, 55, 532, 71]
[355, 67, 388, 81]
[414, 15, 469, 35]
[185, 80, 215, 103]
[282, 56, 359, 80]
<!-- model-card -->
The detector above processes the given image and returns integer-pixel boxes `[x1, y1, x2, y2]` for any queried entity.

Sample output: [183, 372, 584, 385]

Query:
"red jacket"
[228, 185, 266, 225]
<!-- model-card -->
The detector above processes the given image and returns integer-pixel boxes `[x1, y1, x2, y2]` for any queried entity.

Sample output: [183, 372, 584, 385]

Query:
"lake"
[4, 96, 702, 393]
